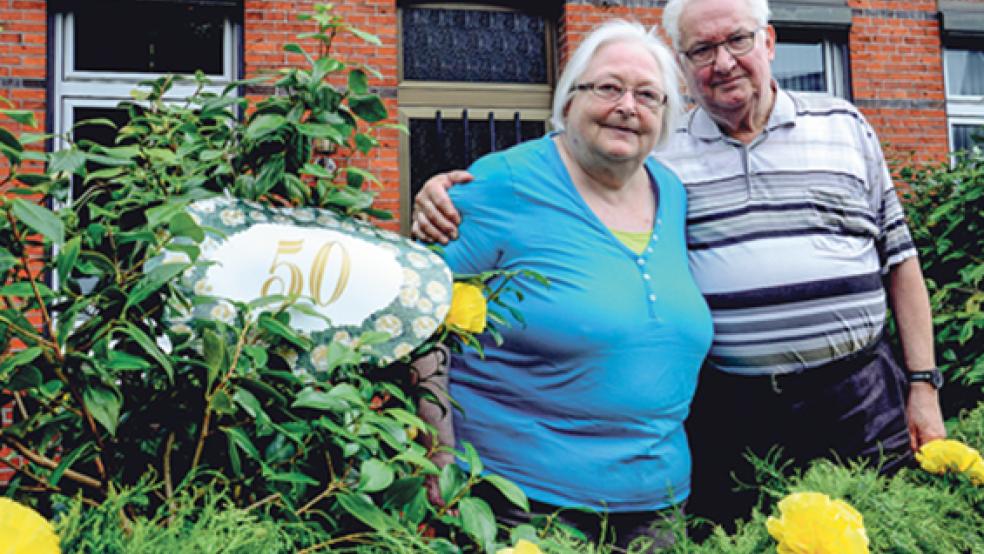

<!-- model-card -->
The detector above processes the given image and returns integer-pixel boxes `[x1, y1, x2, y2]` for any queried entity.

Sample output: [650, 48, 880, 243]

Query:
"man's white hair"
[662, 0, 771, 50]
[550, 19, 682, 149]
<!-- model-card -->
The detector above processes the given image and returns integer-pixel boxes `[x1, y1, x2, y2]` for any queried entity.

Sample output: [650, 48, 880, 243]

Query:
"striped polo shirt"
[657, 89, 917, 376]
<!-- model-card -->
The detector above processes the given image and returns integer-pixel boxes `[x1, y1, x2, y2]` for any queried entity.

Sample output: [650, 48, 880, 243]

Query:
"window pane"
[774, 41, 826, 92]
[408, 114, 545, 198]
[945, 49, 984, 96]
[953, 124, 984, 153]
[402, 8, 548, 83]
[71, 106, 133, 200]
[74, 3, 228, 74]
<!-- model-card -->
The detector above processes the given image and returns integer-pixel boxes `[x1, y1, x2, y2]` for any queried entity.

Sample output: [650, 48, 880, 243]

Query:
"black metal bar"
[462, 108, 470, 165]
[514, 111, 522, 144]
[488, 112, 496, 152]
[435, 110, 443, 167]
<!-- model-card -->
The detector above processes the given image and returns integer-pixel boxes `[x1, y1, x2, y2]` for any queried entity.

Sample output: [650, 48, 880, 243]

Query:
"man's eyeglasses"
[682, 27, 762, 66]
[571, 81, 668, 112]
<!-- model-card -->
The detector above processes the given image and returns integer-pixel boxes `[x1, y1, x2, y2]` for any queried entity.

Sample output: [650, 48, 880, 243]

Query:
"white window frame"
[943, 45, 984, 154]
[773, 28, 850, 99]
[51, 9, 241, 155]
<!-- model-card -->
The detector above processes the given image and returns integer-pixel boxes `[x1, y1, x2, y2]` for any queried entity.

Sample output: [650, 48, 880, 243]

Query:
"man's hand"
[424, 451, 456, 508]
[411, 170, 473, 244]
[906, 383, 947, 452]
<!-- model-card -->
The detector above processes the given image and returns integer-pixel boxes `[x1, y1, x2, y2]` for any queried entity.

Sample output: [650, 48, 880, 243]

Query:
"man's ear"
[765, 24, 777, 62]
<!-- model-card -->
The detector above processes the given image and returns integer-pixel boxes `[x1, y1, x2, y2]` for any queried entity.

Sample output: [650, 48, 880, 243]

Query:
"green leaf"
[258, 313, 312, 350]
[0, 281, 54, 298]
[48, 148, 87, 176]
[345, 25, 381, 46]
[57, 236, 81, 280]
[292, 387, 348, 412]
[336, 493, 393, 532]
[84, 385, 122, 436]
[125, 262, 189, 311]
[348, 94, 388, 123]
[222, 426, 262, 461]
[459, 496, 497, 552]
[0, 109, 36, 127]
[11, 198, 64, 247]
[348, 68, 369, 95]
[50, 442, 95, 487]
[168, 209, 206, 241]
[119, 322, 174, 382]
[0, 347, 43, 379]
[7, 365, 42, 391]
[233, 388, 268, 424]
[359, 458, 395, 493]
[354, 132, 377, 154]
[438, 463, 467, 505]
[265, 471, 319, 486]
[213, 390, 236, 415]
[145, 201, 189, 229]
[203, 328, 227, 388]
[105, 350, 153, 371]
[462, 441, 483, 478]
[483, 474, 529, 512]
[0, 248, 18, 273]
[382, 476, 425, 510]
[245, 114, 287, 141]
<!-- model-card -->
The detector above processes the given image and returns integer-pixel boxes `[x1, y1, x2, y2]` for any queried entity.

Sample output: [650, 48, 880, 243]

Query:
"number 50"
[260, 239, 352, 306]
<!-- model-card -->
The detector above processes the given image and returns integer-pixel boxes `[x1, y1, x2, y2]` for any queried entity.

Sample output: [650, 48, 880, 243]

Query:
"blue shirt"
[441, 135, 713, 511]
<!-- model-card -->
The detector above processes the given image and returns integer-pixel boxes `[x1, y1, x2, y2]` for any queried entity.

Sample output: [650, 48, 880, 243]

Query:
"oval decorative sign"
[160, 196, 452, 368]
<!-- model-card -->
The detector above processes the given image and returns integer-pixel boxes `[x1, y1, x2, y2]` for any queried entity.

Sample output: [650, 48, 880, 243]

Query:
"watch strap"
[908, 368, 943, 389]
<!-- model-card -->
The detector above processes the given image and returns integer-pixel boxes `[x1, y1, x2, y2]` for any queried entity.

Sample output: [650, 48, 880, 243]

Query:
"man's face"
[677, 0, 776, 120]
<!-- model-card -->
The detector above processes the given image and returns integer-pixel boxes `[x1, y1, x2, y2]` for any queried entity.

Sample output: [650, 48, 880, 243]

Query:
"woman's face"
[563, 40, 665, 169]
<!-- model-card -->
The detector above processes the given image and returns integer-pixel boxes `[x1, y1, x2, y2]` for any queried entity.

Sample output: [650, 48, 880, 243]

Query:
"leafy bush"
[0, 5, 524, 552]
[898, 147, 984, 416]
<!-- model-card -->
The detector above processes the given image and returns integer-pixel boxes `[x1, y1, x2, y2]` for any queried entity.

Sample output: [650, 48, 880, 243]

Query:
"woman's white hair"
[662, 0, 771, 50]
[550, 19, 682, 149]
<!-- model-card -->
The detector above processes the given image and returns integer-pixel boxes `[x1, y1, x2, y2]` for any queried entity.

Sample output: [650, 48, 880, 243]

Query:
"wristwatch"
[908, 368, 944, 390]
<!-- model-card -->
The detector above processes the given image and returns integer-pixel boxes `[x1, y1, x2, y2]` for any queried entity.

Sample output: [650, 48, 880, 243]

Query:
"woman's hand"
[411, 170, 473, 244]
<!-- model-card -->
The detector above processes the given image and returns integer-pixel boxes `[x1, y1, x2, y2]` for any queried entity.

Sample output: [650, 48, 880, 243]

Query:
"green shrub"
[0, 5, 523, 552]
[898, 147, 984, 416]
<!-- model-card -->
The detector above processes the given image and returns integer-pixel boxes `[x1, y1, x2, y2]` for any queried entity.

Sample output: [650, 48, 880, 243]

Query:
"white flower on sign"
[375, 314, 403, 338]
[412, 316, 438, 339]
[332, 331, 353, 346]
[220, 209, 245, 226]
[194, 278, 214, 296]
[406, 252, 429, 269]
[425, 281, 448, 302]
[272, 214, 291, 224]
[317, 214, 340, 227]
[399, 287, 420, 308]
[249, 210, 269, 222]
[210, 301, 236, 323]
[402, 268, 421, 288]
[416, 297, 433, 314]
[293, 208, 315, 222]
[194, 198, 218, 213]
[434, 303, 450, 322]
[170, 322, 193, 335]
[393, 342, 414, 359]
[201, 236, 221, 255]
[310, 344, 330, 371]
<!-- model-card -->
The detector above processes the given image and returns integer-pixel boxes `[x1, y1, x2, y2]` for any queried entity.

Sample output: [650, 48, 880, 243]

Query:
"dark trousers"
[475, 482, 683, 552]
[685, 337, 914, 529]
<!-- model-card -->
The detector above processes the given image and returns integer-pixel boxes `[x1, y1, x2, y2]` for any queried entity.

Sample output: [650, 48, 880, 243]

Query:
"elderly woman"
[419, 20, 712, 548]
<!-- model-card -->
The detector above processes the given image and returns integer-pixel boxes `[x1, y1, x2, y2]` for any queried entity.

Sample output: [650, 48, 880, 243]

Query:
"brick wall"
[243, 0, 402, 229]
[0, 0, 47, 485]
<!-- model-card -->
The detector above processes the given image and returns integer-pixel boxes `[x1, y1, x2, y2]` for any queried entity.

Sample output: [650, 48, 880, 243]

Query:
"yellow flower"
[916, 439, 984, 482]
[445, 283, 487, 334]
[496, 539, 542, 554]
[0, 497, 61, 554]
[766, 492, 869, 554]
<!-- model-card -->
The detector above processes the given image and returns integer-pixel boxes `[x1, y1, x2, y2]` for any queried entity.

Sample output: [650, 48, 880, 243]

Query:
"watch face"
[931, 370, 944, 389]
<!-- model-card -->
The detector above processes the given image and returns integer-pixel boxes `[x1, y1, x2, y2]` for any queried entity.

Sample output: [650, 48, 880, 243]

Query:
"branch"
[2, 436, 103, 489]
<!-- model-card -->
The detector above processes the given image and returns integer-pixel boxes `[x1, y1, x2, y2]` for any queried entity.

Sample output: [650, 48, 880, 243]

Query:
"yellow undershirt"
[610, 228, 652, 255]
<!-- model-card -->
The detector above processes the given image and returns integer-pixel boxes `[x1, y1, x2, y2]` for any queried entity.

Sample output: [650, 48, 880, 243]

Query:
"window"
[397, 3, 557, 233]
[773, 28, 850, 98]
[943, 40, 984, 153]
[769, 0, 851, 98]
[51, 0, 242, 174]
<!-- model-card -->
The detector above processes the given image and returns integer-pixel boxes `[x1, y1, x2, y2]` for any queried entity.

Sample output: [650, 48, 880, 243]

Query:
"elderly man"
[411, 0, 946, 527]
